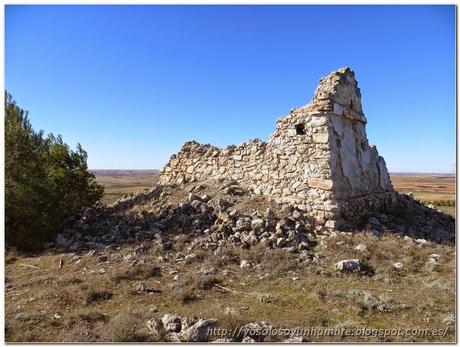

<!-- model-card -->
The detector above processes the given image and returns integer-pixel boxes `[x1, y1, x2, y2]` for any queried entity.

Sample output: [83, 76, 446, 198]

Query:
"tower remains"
[159, 67, 395, 229]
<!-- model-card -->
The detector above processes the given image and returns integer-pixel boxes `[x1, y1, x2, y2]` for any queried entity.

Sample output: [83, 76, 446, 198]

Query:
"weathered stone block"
[312, 132, 329, 143]
[307, 178, 334, 190]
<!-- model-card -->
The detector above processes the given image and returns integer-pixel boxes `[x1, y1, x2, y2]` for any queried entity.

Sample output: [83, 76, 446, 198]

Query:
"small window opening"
[350, 100, 354, 110]
[295, 123, 305, 135]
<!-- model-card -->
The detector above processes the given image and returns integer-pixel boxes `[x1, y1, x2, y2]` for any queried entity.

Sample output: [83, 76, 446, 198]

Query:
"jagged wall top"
[302, 67, 367, 123]
[159, 67, 393, 228]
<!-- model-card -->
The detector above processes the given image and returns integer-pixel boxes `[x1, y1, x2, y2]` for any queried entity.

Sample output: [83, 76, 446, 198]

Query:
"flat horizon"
[89, 169, 456, 176]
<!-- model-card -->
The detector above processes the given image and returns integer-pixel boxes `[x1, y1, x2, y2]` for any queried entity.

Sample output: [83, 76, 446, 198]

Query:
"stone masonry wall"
[159, 67, 394, 228]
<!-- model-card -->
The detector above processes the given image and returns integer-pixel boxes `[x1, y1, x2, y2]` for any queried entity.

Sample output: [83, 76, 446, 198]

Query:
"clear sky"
[5, 5, 456, 173]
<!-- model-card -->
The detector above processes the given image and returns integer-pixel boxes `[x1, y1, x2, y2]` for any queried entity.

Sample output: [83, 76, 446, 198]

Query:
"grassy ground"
[5, 171, 455, 342]
[5, 232, 455, 342]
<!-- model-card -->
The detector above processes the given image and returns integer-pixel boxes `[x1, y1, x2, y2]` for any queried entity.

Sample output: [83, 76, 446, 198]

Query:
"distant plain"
[93, 170, 455, 217]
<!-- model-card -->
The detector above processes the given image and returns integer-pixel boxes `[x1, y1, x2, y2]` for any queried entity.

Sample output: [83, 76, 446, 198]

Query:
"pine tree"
[5, 92, 104, 251]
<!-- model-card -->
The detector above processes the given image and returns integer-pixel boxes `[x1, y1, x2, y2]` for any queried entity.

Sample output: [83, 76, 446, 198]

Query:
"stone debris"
[392, 262, 404, 269]
[257, 293, 277, 304]
[354, 244, 367, 252]
[180, 319, 218, 342]
[146, 314, 308, 342]
[224, 307, 241, 317]
[134, 281, 161, 294]
[201, 266, 218, 275]
[240, 260, 252, 269]
[146, 318, 165, 339]
[55, 178, 452, 254]
[161, 314, 182, 333]
[415, 239, 428, 245]
[334, 259, 362, 272]
[147, 314, 217, 342]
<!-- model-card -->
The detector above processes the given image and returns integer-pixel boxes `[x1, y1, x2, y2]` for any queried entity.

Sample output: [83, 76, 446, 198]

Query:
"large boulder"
[334, 259, 362, 272]
[180, 319, 218, 342]
[161, 314, 182, 333]
[146, 318, 165, 340]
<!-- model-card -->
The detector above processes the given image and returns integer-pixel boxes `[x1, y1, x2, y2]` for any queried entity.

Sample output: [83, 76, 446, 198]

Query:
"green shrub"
[5, 92, 104, 251]
[427, 200, 456, 207]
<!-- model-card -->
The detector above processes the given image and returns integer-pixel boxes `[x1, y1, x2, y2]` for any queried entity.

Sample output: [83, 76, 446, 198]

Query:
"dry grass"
[5, 171, 455, 342]
[111, 264, 162, 283]
[110, 312, 144, 342]
[5, 230, 455, 342]
[84, 290, 113, 304]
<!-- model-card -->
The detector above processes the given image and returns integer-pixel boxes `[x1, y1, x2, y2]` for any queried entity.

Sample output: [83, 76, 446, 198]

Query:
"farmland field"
[390, 173, 455, 217]
[92, 170, 159, 204]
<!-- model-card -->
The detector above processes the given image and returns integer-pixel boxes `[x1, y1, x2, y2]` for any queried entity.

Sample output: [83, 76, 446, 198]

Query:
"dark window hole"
[295, 123, 305, 135]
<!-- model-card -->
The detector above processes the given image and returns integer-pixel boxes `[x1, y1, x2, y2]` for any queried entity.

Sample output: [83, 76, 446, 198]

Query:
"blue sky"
[5, 5, 455, 172]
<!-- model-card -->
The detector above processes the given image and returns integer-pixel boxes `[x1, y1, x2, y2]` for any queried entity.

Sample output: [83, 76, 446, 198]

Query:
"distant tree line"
[427, 200, 455, 207]
[5, 92, 104, 251]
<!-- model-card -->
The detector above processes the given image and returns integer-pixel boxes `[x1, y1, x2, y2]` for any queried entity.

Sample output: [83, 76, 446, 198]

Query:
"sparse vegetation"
[85, 290, 113, 304]
[5, 230, 455, 342]
[78, 312, 110, 324]
[111, 264, 162, 283]
[110, 312, 143, 342]
[4, 171, 455, 342]
[427, 199, 455, 207]
[173, 288, 200, 305]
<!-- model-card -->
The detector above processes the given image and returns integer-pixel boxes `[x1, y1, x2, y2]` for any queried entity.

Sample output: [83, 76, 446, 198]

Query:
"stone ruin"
[54, 67, 453, 253]
[159, 67, 396, 230]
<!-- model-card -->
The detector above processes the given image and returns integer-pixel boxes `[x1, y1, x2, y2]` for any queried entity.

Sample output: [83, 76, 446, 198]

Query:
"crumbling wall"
[159, 67, 395, 228]
[158, 113, 336, 224]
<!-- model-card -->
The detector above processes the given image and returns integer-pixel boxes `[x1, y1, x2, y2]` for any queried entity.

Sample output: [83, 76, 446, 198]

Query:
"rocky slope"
[5, 180, 456, 342]
[56, 178, 454, 254]
[6, 179, 453, 342]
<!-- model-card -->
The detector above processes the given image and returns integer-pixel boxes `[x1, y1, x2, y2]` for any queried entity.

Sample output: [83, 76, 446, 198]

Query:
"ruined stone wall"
[159, 67, 394, 228]
[159, 109, 340, 225]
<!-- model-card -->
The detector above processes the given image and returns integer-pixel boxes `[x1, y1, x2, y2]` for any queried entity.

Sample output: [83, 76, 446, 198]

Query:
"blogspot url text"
[208, 326, 450, 339]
